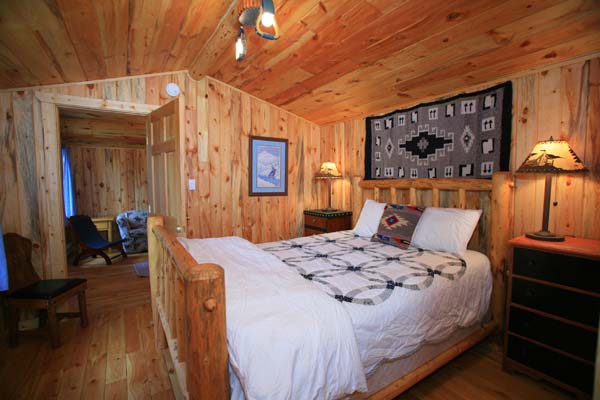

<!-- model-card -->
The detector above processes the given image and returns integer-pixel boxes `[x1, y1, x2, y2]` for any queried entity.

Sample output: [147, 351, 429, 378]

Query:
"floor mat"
[133, 261, 149, 277]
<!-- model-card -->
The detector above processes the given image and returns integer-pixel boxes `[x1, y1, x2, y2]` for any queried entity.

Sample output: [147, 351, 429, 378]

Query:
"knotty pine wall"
[0, 72, 326, 277]
[323, 57, 600, 241]
[195, 78, 325, 242]
[2, 57, 598, 277]
[67, 146, 148, 218]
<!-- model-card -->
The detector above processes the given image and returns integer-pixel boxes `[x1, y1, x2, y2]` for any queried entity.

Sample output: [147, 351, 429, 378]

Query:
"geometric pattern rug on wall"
[365, 82, 512, 180]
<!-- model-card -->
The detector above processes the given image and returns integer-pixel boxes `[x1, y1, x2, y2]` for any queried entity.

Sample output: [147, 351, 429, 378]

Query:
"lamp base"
[525, 230, 565, 242]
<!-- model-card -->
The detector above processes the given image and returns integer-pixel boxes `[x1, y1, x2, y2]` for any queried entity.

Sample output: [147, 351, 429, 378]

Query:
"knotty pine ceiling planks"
[1, 0, 599, 124]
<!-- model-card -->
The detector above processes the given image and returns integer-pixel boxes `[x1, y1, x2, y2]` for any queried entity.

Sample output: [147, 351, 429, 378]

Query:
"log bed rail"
[148, 172, 513, 400]
[148, 216, 229, 400]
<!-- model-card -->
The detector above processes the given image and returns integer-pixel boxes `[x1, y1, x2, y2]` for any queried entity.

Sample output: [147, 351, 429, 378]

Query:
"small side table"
[91, 216, 116, 243]
[303, 210, 352, 236]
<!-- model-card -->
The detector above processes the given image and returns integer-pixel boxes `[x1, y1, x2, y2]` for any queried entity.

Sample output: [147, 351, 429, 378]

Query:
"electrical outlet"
[188, 179, 196, 191]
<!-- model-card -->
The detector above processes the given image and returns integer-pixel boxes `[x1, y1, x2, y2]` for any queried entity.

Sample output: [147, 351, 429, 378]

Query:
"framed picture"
[249, 136, 288, 196]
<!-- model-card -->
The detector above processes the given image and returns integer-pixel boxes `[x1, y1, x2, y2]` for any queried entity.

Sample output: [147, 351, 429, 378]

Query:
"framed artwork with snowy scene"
[249, 136, 288, 196]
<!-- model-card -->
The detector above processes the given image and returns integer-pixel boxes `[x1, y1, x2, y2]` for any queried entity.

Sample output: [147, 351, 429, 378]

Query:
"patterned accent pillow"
[371, 204, 425, 249]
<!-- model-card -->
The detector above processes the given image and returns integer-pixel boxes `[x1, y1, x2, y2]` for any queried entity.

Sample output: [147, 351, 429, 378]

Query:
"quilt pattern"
[259, 231, 466, 305]
[365, 82, 512, 180]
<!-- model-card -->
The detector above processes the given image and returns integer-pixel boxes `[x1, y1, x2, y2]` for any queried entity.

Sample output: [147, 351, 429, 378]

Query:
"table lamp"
[516, 137, 587, 241]
[315, 162, 342, 211]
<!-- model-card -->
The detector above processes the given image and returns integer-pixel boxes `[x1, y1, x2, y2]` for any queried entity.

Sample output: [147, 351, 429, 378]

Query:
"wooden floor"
[0, 257, 574, 400]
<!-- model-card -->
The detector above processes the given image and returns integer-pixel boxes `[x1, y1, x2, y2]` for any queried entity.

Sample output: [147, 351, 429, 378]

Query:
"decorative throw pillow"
[371, 204, 425, 249]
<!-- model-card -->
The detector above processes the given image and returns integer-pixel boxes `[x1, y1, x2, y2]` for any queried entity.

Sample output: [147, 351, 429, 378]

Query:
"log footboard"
[148, 216, 229, 400]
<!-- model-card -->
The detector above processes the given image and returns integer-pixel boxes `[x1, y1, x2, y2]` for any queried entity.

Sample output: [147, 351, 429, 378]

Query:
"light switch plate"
[188, 179, 196, 191]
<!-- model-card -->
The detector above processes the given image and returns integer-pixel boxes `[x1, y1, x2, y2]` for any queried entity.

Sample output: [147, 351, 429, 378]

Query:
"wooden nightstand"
[303, 210, 352, 236]
[504, 236, 600, 398]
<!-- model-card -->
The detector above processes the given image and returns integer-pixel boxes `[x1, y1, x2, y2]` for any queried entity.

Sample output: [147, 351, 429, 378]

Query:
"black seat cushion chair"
[4, 233, 88, 348]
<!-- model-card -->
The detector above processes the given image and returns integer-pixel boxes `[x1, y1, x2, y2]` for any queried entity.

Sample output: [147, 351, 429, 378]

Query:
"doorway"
[58, 107, 148, 268]
[33, 92, 157, 279]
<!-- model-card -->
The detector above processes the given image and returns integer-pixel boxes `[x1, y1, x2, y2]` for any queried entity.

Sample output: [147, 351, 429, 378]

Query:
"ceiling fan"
[236, 0, 280, 62]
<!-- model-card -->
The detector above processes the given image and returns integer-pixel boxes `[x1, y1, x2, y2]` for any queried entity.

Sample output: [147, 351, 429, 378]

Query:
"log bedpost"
[148, 215, 230, 400]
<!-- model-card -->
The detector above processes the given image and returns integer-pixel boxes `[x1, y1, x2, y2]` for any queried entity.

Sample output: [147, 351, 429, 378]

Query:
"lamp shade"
[516, 138, 587, 174]
[315, 162, 342, 179]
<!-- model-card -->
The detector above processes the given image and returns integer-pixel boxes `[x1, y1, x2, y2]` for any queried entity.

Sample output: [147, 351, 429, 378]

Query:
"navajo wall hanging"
[365, 82, 512, 180]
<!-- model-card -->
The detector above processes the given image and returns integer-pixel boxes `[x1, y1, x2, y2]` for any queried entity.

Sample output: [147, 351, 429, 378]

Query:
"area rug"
[365, 82, 512, 180]
[133, 261, 150, 277]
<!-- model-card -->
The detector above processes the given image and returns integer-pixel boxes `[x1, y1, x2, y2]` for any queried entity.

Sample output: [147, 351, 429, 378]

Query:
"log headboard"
[358, 172, 514, 327]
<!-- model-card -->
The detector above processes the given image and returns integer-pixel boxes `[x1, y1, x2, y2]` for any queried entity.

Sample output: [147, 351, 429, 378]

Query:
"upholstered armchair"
[116, 210, 149, 254]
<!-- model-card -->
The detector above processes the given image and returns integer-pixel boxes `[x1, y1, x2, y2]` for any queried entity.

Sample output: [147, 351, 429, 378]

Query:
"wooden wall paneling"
[553, 61, 589, 237]
[512, 73, 540, 238]
[184, 74, 200, 238]
[12, 91, 41, 272]
[230, 88, 243, 238]
[239, 85, 253, 240]
[582, 58, 600, 239]
[536, 67, 562, 237]
[321, 57, 599, 243]
[196, 78, 211, 240]
[33, 98, 67, 278]
[219, 84, 233, 238]
[289, 113, 299, 238]
[207, 80, 223, 238]
[67, 146, 148, 218]
[0, 92, 21, 234]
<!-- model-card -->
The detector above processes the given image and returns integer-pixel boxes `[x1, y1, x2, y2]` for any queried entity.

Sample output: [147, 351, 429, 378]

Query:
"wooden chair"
[4, 233, 88, 348]
[69, 215, 126, 266]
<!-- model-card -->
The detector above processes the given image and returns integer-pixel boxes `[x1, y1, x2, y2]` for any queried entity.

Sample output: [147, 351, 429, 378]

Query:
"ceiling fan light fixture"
[238, 0, 261, 26]
[235, 27, 247, 62]
[256, 0, 279, 40]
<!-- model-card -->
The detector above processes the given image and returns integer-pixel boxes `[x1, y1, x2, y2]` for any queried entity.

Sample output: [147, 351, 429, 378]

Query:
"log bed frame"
[148, 172, 513, 400]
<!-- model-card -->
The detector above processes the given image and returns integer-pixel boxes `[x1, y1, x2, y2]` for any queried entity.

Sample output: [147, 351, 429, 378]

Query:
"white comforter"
[178, 236, 367, 400]
[258, 231, 492, 376]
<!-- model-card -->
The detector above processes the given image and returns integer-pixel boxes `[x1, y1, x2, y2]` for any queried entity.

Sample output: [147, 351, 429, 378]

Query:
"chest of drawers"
[504, 236, 600, 398]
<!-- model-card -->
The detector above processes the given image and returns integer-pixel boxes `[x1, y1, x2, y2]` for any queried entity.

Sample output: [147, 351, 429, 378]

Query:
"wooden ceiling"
[60, 109, 146, 148]
[2, 0, 600, 125]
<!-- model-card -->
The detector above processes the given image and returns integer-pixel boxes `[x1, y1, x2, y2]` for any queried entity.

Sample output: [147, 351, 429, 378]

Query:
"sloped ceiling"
[1, 0, 599, 124]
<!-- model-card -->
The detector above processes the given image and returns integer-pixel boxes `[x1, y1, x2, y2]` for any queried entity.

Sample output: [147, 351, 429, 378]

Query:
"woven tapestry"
[365, 82, 512, 180]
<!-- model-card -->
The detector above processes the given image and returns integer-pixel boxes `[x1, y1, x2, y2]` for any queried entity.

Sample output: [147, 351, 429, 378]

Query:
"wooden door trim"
[35, 92, 159, 115]
[33, 92, 156, 278]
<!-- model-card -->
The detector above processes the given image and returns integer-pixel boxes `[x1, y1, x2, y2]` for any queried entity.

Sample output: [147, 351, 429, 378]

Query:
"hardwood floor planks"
[0, 254, 575, 400]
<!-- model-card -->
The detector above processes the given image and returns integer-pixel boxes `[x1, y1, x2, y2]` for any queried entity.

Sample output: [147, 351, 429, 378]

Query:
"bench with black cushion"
[4, 233, 88, 348]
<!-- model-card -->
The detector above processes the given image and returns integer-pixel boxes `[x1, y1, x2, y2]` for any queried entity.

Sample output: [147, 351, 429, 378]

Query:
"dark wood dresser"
[504, 236, 600, 398]
[303, 210, 352, 236]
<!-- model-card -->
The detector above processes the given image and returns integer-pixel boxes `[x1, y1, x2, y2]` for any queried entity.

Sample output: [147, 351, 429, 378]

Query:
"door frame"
[33, 92, 159, 278]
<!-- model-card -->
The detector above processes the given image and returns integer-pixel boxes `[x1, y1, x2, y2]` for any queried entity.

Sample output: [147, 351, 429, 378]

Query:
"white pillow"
[410, 207, 482, 256]
[353, 199, 386, 237]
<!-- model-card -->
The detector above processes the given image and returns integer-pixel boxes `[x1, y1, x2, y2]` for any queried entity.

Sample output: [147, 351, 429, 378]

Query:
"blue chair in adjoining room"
[69, 215, 126, 265]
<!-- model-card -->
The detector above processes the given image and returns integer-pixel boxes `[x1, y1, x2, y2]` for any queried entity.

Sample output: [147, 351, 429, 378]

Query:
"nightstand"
[303, 210, 352, 236]
[504, 236, 600, 398]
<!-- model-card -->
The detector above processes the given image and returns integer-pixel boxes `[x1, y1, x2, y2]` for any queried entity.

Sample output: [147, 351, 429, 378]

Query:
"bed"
[148, 172, 513, 400]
